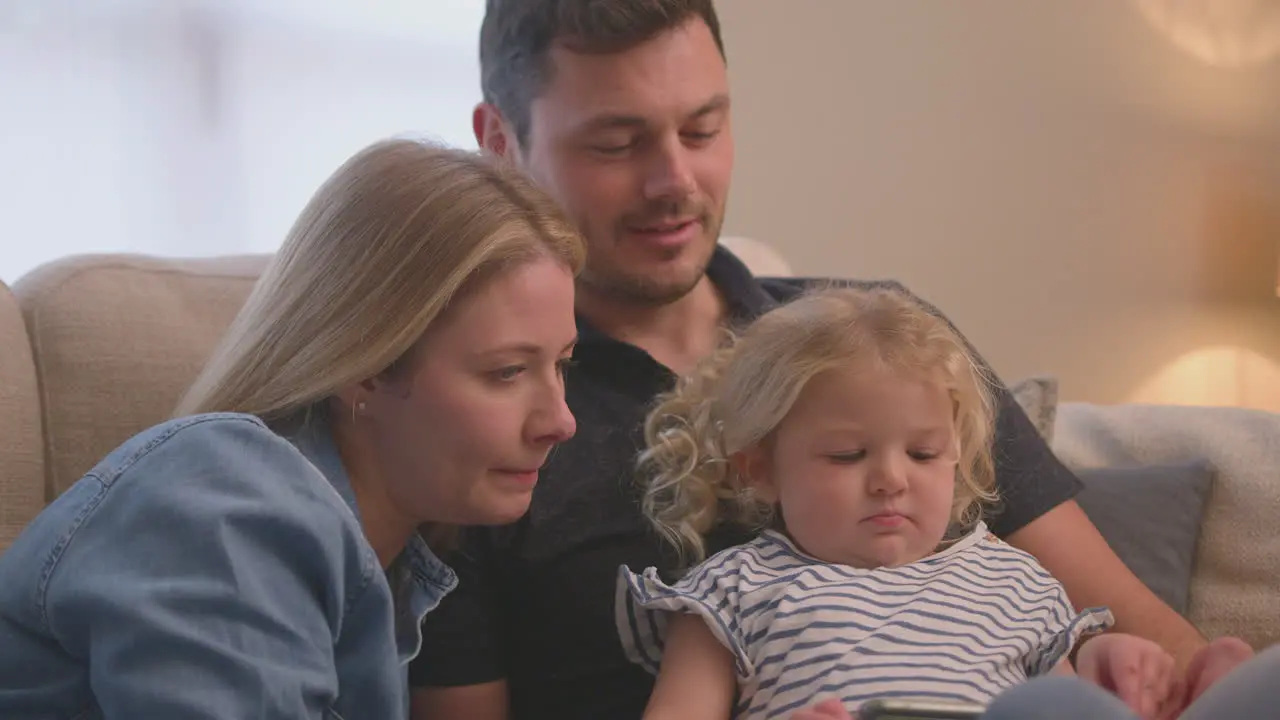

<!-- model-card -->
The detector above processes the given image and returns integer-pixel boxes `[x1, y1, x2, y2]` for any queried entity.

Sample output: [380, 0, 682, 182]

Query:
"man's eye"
[591, 143, 632, 156]
[682, 130, 719, 144]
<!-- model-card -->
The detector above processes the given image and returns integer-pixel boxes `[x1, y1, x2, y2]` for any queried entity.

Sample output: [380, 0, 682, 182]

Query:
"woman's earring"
[352, 400, 367, 423]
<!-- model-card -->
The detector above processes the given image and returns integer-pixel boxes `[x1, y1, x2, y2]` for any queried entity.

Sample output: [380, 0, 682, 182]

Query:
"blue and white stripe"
[616, 523, 1113, 718]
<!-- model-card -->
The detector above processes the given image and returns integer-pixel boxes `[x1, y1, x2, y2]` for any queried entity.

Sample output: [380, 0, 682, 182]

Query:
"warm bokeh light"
[1128, 345, 1280, 410]
[1133, 0, 1280, 68]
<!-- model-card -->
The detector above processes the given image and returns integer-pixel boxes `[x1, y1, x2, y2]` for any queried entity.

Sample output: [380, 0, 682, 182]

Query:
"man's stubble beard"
[578, 212, 724, 307]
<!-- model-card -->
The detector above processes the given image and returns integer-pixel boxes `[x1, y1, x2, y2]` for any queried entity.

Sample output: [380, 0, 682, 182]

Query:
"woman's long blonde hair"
[639, 286, 999, 565]
[175, 137, 585, 420]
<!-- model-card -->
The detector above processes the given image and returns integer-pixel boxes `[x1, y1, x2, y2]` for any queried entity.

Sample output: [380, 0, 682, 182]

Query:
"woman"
[0, 138, 584, 719]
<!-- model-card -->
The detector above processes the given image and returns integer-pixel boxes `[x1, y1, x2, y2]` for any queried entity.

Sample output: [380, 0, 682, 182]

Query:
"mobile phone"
[858, 698, 985, 720]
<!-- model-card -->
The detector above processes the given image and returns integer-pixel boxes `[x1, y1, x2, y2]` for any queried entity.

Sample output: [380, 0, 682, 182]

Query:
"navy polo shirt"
[410, 247, 1083, 720]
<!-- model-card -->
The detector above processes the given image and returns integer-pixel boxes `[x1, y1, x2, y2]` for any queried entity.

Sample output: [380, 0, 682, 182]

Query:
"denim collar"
[286, 409, 458, 663]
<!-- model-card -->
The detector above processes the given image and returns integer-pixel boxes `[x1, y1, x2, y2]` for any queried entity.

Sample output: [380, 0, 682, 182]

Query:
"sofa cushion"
[718, 237, 794, 277]
[0, 281, 44, 554]
[1074, 461, 1216, 616]
[1009, 375, 1058, 443]
[1053, 402, 1280, 650]
[14, 254, 269, 498]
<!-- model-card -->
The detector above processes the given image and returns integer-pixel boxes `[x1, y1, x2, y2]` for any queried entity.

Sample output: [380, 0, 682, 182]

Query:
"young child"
[613, 287, 1184, 719]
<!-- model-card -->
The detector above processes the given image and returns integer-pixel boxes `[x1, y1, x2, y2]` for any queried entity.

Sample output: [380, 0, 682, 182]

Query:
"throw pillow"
[1009, 375, 1059, 443]
[1073, 460, 1217, 616]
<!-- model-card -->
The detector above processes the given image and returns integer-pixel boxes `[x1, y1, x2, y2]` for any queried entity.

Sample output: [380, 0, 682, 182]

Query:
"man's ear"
[730, 444, 778, 504]
[473, 102, 519, 159]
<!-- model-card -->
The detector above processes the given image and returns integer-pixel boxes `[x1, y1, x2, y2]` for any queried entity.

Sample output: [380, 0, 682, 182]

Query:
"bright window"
[0, 0, 485, 283]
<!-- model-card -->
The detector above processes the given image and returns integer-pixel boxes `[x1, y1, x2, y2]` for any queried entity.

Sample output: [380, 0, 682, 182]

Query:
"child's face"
[745, 366, 958, 568]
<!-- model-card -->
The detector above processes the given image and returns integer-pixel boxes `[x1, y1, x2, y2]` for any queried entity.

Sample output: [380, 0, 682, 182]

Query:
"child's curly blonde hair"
[638, 286, 999, 565]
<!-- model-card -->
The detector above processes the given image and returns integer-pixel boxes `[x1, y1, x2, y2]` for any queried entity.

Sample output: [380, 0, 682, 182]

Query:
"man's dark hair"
[480, 0, 726, 147]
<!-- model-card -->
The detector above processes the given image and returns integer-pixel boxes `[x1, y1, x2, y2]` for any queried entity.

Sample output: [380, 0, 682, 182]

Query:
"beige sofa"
[1, 252, 1276, 653]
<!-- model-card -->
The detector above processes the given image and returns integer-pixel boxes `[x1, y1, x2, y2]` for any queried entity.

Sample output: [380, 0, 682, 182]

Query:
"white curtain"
[0, 0, 485, 283]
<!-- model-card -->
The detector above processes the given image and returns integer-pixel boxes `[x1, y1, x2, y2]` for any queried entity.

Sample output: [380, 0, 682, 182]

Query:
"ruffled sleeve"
[615, 552, 757, 682]
[1026, 601, 1115, 676]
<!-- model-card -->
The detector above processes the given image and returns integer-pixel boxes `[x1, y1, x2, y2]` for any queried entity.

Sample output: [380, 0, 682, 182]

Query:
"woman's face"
[360, 255, 579, 527]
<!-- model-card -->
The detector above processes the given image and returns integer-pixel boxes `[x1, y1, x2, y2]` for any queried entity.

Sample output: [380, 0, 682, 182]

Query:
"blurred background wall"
[3, 0, 1279, 408]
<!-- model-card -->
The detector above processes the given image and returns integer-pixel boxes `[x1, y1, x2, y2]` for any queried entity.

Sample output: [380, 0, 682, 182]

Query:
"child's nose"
[867, 455, 909, 494]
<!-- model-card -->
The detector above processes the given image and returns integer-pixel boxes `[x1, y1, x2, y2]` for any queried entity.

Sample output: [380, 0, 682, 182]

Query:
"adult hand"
[1180, 636, 1254, 707]
[789, 697, 855, 720]
[1076, 633, 1180, 720]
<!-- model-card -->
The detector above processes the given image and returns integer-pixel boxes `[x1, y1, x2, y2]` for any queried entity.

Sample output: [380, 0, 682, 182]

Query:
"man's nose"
[642, 136, 696, 202]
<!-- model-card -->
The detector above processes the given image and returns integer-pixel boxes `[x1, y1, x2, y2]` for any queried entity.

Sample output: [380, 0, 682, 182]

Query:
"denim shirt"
[0, 411, 457, 719]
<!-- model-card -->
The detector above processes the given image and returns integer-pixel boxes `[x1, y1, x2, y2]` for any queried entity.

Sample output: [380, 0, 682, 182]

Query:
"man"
[410, 2, 1220, 718]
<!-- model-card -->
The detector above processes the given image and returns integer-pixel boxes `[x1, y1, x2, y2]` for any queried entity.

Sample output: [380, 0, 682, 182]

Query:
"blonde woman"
[616, 287, 1274, 720]
[0, 139, 583, 719]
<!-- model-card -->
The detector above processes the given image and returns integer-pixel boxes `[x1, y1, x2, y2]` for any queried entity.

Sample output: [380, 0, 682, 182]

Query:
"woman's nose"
[531, 390, 576, 446]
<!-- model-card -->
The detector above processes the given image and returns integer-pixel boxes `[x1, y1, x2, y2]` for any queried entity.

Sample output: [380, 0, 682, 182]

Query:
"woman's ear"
[730, 444, 778, 504]
[333, 384, 367, 424]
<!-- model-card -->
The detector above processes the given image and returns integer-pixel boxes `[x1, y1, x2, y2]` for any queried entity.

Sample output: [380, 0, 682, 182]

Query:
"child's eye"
[827, 451, 866, 464]
[908, 450, 940, 461]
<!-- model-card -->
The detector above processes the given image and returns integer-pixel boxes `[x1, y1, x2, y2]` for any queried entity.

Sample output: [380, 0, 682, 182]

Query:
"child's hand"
[1181, 636, 1254, 707]
[1076, 634, 1181, 719]
[1172, 632, 1254, 707]
[789, 697, 855, 720]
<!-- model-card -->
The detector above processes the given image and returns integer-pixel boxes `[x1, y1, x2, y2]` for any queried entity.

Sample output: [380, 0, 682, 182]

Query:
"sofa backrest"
[8, 241, 776, 503]
[13, 254, 270, 498]
[1053, 401, 1280, 651]
[0, 281, 44, 554]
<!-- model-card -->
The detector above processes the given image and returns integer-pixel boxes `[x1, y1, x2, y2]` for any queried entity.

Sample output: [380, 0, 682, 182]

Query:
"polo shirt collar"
[576, 244, 776, 344]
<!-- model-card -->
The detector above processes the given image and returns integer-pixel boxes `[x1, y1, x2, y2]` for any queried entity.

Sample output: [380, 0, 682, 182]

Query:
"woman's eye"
[491, 365, 526, 382]
[556, 357, 577, 378]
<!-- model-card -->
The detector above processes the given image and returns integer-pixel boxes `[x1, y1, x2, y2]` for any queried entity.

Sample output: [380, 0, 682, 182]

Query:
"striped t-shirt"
[615, 522, 1113, 718]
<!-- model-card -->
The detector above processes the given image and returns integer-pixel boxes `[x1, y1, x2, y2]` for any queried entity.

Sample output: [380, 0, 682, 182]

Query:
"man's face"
[510, 18, 734, 306]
